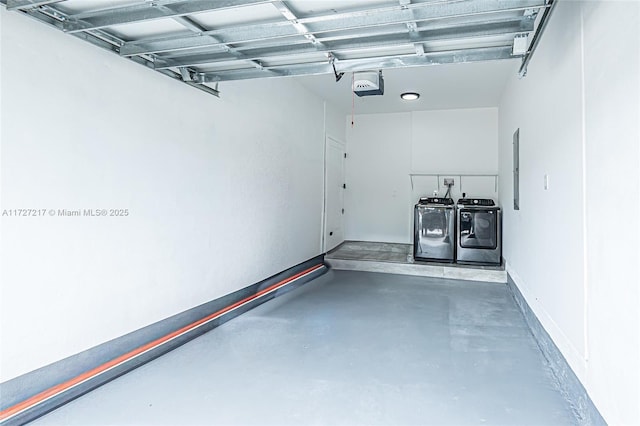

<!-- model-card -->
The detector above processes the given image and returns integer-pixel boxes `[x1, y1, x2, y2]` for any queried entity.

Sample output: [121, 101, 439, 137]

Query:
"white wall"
[411, 108, 498, 174]
[498, 1, 640, 424]
[345, 108, 498, 243]
[0, 8, 336, 382]
[344, 113, 412, 243]
[324, 102, 347, 143]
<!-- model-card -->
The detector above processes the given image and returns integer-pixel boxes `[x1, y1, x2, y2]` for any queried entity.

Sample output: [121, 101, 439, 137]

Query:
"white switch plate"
[544, 174, 550, 190]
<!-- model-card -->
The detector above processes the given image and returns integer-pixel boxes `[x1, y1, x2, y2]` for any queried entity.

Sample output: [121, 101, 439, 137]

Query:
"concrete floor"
[32, 270, 576, 425]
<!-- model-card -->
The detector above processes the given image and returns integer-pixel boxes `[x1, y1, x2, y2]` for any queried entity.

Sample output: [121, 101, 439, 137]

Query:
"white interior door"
[324, 136, 345, 252]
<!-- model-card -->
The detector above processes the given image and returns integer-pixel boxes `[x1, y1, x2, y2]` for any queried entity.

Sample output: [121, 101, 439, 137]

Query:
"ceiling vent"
[352, 71, 384, 97]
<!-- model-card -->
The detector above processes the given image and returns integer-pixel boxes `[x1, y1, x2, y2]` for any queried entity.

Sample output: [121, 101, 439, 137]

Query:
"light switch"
[544, 174, 550, 190]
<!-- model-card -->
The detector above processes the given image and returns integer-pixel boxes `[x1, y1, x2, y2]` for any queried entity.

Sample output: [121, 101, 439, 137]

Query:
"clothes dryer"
[456, 198, 502, 265]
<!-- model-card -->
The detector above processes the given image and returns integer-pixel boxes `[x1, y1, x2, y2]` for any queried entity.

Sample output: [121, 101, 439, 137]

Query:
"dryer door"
[414, 206, 454, 261]
[459, 210, 497, 249]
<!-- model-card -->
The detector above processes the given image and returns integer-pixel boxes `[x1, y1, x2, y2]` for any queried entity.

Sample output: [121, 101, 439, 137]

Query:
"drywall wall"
[582, 1, 640, 423]
[499, 0, 586, 372]
[411, 108, 498, 174]
[0, 8, 337, 382]
[498, 1, 640, 424]
[344, 107, 498, 243]
[324, 102, 347, 143]
[344, 113, 412, 243]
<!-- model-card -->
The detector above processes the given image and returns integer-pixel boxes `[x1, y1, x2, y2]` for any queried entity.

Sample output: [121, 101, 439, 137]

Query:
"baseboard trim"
[506, 273, 606, 425]
[0, 256, 327, 426]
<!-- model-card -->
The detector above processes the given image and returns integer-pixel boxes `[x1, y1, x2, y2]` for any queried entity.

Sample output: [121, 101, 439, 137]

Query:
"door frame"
[322, 135, 346, 253]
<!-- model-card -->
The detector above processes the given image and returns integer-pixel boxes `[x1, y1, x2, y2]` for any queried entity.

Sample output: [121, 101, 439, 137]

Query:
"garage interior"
[1, 0, 639, 425]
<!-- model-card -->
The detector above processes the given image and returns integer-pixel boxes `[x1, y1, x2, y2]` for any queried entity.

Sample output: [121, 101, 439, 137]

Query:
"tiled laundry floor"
[326, 241, 506, 283]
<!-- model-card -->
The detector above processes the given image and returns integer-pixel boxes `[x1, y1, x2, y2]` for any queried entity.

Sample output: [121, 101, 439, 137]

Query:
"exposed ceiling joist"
[169, 14, 270, 74]
[154, 18, 535, 71]
[119, 0, 544, 57]
[1, 1, 221, 96]
[1, 0, 557, 96]
[6, 0, 61, 11]
[197, 46, 515, 82]
[62, 0, 272, 34]
[399, 0, 420, 40]
[272, 1, 323, 47]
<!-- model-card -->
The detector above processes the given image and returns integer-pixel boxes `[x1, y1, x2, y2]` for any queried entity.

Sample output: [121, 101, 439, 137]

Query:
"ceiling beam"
[229, 13, 534, 55]
[6, 0, 62, 11]
[196, 46, 517, 82]
[2, 0, 554, 97]
[62, 0, 272, 34]
[519, 0, 556, 76]
[298, 0, 543, 37]
[399, 0, 420, 40]
[120, 0, 545, 57]
[8, 3, 220, 97]
[154, 18, 534, 70]
[169, 14, 270, 74]
[271, 1, 323, 47]
[269, 1, 338, 70]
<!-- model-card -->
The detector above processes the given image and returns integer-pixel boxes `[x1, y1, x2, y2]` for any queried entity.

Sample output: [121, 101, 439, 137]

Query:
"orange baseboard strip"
[0, 263, 325, 423]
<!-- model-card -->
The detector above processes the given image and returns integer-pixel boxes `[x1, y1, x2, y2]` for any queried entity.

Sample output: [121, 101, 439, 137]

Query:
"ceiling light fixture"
[401, 92, 420, 100]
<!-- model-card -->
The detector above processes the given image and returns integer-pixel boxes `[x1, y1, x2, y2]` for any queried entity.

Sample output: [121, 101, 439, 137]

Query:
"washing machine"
[456, 198, 502, 265]
[413, 197, 456, 262]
